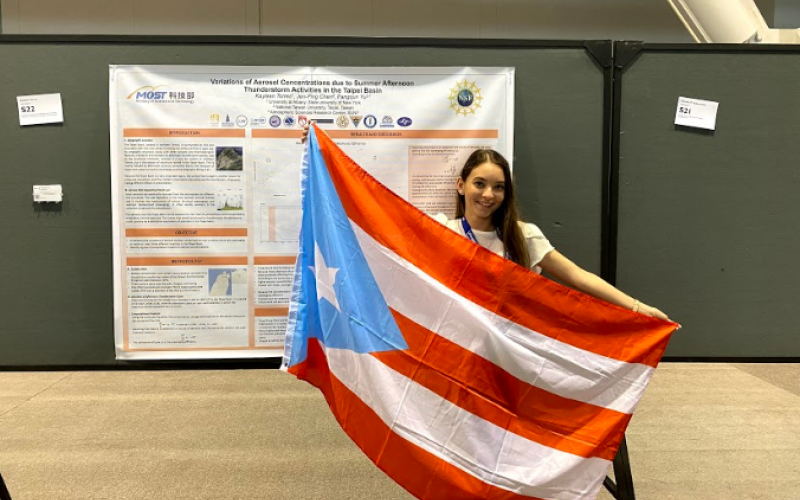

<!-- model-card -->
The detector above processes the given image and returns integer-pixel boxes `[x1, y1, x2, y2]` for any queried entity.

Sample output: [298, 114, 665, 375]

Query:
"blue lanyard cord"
[460, 218, 509, 259]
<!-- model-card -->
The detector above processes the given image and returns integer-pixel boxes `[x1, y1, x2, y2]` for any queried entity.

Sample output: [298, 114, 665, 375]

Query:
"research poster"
[110, 65, 515, 360]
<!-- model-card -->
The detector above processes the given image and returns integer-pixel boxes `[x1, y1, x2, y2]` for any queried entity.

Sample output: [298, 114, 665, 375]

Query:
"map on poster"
[110, 65, 514, 360]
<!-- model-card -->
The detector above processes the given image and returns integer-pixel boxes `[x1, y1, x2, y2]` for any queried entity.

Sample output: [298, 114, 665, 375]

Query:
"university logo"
[350, 116, 363, 128]
[336, 115, 350, 128]
[269, 115, 281, 127]
[448, 79, 484, 116]
[363, 115, 377, 129]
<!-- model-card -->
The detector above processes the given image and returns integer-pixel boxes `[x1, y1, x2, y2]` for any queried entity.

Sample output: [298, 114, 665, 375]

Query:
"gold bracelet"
[632, 299, 640, 313]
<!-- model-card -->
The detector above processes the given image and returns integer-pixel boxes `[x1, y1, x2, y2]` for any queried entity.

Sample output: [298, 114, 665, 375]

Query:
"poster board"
[109, 65, 514, 359]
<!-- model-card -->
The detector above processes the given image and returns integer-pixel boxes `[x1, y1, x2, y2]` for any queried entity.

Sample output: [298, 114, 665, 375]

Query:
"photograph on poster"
[215, 146, 243, 170]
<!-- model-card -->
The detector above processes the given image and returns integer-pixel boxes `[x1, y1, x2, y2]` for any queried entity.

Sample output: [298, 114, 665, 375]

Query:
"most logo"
[126, 85, 169, 100]
[126, 85, 195, 102]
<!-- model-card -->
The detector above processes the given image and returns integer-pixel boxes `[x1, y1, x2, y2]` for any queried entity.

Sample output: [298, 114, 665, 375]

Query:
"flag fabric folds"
[282, 125, 677, 500]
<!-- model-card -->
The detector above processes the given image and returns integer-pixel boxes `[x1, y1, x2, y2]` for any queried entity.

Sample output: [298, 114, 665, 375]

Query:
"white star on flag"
[310, 242, 340, 311]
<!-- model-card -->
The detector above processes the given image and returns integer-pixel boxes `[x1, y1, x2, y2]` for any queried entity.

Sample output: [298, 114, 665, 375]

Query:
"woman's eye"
[474, 181, 484, 188]
[495, 185, 505, 191]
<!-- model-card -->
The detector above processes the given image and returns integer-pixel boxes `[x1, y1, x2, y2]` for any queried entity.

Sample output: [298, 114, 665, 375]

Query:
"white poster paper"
[110, 65, 515, 360]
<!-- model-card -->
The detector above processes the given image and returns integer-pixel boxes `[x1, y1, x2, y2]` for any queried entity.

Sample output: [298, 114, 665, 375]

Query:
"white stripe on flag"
[327, 346, 610, 500]
[351, 222, 654, 414]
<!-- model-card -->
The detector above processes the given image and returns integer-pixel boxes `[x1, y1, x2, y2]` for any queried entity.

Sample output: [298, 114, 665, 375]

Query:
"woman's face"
[457, 162, 506, 224]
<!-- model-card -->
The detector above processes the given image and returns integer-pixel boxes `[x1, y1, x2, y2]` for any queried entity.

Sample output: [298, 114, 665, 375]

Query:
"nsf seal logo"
[284, 116, 295, 127]
[449, 79, 484, 116]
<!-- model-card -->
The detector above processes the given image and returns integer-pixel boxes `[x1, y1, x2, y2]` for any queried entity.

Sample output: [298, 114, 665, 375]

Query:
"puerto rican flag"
[283, 125, 677, 500]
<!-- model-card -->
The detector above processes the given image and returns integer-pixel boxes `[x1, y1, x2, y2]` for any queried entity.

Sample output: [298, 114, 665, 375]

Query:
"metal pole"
[602, 437, 637, 500]
[0, 468, 13, 500]
[598, 40, 645, 500]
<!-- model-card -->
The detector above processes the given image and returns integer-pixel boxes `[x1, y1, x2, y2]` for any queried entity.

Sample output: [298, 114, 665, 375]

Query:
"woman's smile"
[458, 162, 506, 230]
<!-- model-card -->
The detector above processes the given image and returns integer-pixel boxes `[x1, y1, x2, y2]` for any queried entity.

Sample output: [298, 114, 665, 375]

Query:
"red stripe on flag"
[292, 338, 549, 500]
[371, 309, 629, 460]
[312, 126, 674, 367]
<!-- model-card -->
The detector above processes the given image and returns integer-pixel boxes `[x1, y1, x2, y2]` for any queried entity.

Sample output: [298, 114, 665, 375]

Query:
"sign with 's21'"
[675, 96, 719, 131]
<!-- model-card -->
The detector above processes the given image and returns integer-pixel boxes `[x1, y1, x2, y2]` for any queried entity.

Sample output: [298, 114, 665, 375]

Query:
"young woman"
[301, 126, 671, 321]
[437, 148, 671, 321]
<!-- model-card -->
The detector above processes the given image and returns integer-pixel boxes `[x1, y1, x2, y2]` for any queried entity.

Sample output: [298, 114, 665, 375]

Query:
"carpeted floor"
[0, 363, 798, 500]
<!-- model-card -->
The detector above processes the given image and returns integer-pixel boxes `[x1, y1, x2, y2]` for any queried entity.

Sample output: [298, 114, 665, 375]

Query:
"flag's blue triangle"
[284, 128, 408, 368]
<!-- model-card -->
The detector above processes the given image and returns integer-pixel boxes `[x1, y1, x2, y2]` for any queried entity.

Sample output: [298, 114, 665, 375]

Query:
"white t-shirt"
[434, 214, 555, 273]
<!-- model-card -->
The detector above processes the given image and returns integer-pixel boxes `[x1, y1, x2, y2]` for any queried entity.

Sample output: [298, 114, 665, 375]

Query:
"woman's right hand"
[301, 124, 310, 143]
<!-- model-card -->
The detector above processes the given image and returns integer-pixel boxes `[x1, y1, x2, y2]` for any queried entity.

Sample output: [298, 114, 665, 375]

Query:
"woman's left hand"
[638, 302, 671, 322]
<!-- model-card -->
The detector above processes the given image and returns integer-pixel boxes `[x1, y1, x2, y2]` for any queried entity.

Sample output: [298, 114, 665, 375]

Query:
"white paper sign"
[33, 185, 63, 202]
[675, 96, 719, 130]
[17, 93, 64, 126]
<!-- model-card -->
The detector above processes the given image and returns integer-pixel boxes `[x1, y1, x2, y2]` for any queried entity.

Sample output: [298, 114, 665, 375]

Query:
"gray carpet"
[0, 364, 798, 500]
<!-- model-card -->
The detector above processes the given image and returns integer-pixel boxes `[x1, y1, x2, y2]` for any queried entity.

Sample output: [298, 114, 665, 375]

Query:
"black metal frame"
[634, 41, 800, 54]
[0, 468, 12, 500]
[603, 437, 636, 500]
[605, 41, 643, 289]
[0, 33, 589, 48]
[590, 40, 643, 500]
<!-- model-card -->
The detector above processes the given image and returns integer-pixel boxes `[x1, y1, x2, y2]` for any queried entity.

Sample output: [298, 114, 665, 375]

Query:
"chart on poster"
[110, 65, 514, 360]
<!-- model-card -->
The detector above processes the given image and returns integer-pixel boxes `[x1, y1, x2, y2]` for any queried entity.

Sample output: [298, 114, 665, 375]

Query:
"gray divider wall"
[616, 47, 800, 357]
[0, 38, 607, 367]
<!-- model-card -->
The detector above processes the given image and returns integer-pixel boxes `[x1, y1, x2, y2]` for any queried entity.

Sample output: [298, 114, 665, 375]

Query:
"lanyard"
[460, 218, 509, 259]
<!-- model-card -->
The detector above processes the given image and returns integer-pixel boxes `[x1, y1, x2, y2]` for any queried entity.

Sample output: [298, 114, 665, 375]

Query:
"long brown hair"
[455, 149, 530, 269]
